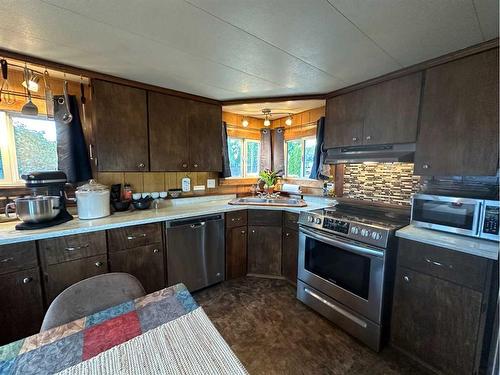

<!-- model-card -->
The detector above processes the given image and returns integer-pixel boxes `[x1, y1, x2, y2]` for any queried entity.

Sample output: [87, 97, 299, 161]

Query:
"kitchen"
[0, 1, 498, 375]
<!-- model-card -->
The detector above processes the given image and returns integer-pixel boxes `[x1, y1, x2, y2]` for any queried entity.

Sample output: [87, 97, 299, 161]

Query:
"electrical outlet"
[207, 179, 216, 188]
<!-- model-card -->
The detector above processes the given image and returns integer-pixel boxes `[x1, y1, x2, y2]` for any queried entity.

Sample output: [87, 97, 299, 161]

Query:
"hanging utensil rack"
[0, 89, 45, 100]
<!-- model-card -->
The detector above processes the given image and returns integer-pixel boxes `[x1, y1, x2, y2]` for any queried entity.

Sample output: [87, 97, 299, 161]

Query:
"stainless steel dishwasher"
[165, 214, 224, 292]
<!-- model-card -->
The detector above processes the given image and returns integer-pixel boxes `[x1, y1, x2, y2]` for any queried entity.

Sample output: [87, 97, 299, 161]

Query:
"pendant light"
[241, 118, 249, 127]
[262, 109, 271, 127]
[285, 114, 293, 126]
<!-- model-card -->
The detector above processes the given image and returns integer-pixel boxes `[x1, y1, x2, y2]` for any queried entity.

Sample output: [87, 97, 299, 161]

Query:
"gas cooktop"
[298, 202, 410, 248]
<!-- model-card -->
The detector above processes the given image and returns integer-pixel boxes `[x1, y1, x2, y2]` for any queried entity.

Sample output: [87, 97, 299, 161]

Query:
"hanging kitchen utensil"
[80, 77, 86, 122]
[21, 66, 38, 116]
[0, 59, 15, 105]
[56, 80, 73, 124]
[43, 69, 54, 119]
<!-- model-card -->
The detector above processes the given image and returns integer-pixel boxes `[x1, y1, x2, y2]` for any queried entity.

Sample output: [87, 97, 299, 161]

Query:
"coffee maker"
[16, 171, 74, 230]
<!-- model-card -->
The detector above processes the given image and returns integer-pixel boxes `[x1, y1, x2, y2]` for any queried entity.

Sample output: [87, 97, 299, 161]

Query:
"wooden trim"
[326, 38, 499, 99]
[222, 93, 326, 105]
[0, 48, 220, 105]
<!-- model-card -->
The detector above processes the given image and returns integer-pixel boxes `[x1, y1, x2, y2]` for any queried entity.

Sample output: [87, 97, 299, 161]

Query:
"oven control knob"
[371, 231, 382, 240]
[314, 218, 322, 224]
[361, 228, 370, 237]
[351, 226, 360, 235]
[307, 216, 314, 223]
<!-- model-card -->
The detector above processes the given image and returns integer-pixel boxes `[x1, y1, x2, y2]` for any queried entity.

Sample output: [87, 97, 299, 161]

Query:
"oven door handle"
[300, 226, 384, 258]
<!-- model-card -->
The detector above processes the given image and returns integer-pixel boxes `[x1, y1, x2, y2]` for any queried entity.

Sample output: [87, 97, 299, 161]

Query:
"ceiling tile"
[330, 0, 486, 66]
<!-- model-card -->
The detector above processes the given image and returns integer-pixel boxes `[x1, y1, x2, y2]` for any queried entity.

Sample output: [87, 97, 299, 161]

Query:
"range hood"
[324, 143, 416, 164]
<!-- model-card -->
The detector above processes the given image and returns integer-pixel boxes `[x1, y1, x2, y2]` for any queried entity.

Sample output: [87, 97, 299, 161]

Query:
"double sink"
[229, 197, 307, 207]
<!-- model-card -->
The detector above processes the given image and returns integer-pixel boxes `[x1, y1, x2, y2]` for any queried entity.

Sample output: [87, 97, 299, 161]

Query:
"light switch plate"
[193, 185, 206, 191]
[207, 179, 216, 188]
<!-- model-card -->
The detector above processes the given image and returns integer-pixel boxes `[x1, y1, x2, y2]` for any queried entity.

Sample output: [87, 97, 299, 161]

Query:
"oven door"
[298, 226, 385, 324]
[411, 194, 482, 237]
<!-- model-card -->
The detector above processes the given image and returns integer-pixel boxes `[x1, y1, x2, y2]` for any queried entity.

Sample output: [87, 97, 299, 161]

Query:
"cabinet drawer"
[226, 210, 247, 229]
[397, 238, 489, 291]
[283, 212, 299, 230]
[39, 232, 107, 265]
[248, 209, 282, 226]
[44, 254, 108, 304]
[108, 223, 162, 252]
[0, 241, 38, 275]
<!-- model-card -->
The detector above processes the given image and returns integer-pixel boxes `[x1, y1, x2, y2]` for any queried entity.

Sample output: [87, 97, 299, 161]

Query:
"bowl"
[112, 200, 131, 212]
[168, 189, 182, 198]
[159, 191, 168, 199]
[132, 198, 152, 210]
[7, 196, 61, 223]
[151, 192, 160, 199]
[132, 193, 141, 200]
[141, 192, 151, 199]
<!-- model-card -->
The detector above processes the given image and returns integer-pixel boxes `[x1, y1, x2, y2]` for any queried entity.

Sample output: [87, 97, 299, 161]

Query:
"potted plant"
[259, 169, 280, 194]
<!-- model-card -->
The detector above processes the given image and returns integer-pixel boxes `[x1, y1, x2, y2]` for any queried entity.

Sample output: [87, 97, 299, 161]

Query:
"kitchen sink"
[229, 197, 307, 207]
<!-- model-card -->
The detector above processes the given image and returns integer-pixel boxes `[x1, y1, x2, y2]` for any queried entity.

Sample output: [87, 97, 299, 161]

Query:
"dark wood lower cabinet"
[282, 229, 298, 284]
[391, 266, 484, 375]
[225, 226, 247, 280]
[247, 226, 282, 276]
[109, 243, 165, 293]
[43, 255, 108, 304]
[0, 268, 44, 345]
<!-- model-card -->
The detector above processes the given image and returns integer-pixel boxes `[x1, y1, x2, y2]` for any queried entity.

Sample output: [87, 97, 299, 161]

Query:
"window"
[0, 111, 57, 185]
[227, 137, 260, 178]
[286, 137, 317, 178]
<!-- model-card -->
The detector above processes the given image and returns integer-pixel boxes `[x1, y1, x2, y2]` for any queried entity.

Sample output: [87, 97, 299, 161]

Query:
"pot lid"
[77, 179, 109, 192]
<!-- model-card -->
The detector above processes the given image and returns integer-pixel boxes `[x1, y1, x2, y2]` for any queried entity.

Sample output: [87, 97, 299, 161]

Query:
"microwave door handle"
[300, 226, 384, 258]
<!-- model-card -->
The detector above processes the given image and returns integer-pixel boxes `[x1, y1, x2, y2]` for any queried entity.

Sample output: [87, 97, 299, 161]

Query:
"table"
[0, 283, 247, 374]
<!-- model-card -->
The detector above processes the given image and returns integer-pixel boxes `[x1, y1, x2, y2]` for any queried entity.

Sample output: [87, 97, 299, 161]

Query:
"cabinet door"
[187, 100, 222, 171]
[149, 92, 189, 171]
[414, 49, 499, 176]
[324, 90, 365, 148]
[44, 255, 108, 304]
[109, 244, 164, 294]
[391, 267, 483, 375]
[282, 229, 298, 284]
[247, 226, 282, 276]
[0, 268, 44, 345]
[362, 72, 422, 145]
[225, 226, 247, 280]
[93, 80, 148, 171]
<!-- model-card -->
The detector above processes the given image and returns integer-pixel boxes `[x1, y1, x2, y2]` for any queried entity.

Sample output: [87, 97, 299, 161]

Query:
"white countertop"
[0, 194, 335, 246]
[396, 224, 499, 260]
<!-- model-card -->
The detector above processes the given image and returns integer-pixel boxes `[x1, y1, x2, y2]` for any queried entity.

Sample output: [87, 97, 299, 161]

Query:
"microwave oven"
[411, 194, 499, 242]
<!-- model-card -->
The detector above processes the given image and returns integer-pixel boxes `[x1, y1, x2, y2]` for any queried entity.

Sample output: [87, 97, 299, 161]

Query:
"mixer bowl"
[7, 196, 61, 223]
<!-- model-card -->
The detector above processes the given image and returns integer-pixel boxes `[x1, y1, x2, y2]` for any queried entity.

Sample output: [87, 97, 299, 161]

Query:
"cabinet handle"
[0, 257, 14, 263]
[127, 233, 147, 240]
[403, 275, 410, 283]
[65, 244, 89, 251]
[251, 230, 255, 233]
[182, 163, 188, 168]
[95, 261, 103, 267]
[352, 137, 358, 142]
[137, 163, 145, 168]
[241, 230, 246, 234]
[231, 217, 242, 222]
[89, 144, 95, 160]
[193, 163, 198, 168]
[422, 164, 430, 169]
[365, 135, 372, 141]
[22, 277, 32, 284]
[153, 248, 159, 253]
[425, 258, 453, 269]
[285, 232, 290, 237]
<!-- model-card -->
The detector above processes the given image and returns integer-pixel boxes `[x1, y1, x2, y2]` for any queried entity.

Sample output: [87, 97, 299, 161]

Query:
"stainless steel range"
[297, 201, 409, 351]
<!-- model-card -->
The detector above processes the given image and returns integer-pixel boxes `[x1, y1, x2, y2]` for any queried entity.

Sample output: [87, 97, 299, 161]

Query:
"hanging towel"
[272, 127, 285, 176]
[221, 121, 231, 178]
[260, 128, 272, 171]
[54, 95, 92, 183]
[309, 116, 329, 180]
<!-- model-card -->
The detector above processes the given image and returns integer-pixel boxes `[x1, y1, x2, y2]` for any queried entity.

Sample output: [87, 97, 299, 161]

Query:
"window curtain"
[54, 95, 92, 183]
[260, 128, 272, 171]
[309, 116, 329, 180]
[272, 127, 285, 176]
[221, 121, 231, 178]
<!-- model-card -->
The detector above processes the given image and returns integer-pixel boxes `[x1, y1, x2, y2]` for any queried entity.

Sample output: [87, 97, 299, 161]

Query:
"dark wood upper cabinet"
[414, 49, 499, 176]
[324, 73, 422, 148]
[324, 90, 365, 148]
[187, 100, 222, 172]
[92, 80, 149, 171]
[149, 92, 189, 171]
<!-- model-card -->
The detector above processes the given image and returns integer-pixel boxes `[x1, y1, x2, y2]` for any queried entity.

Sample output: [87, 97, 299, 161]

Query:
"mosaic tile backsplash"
[343, 163, 421, 206]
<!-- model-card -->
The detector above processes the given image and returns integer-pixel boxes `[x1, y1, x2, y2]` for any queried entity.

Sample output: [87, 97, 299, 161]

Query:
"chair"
[41, 273, 146, 331]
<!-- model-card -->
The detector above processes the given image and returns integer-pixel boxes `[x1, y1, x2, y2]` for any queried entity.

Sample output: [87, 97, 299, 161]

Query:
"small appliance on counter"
[6, 171, 74, 230]
[411, 194, 499, 242]
[75, 180, 110, 219]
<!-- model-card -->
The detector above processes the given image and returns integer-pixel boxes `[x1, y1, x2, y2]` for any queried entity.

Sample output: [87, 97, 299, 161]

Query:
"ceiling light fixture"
[241, 118, 249, 127]
[285, 114, 293, 126]
[262, 108, 272, 127]
[22, 70, 40, 92]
